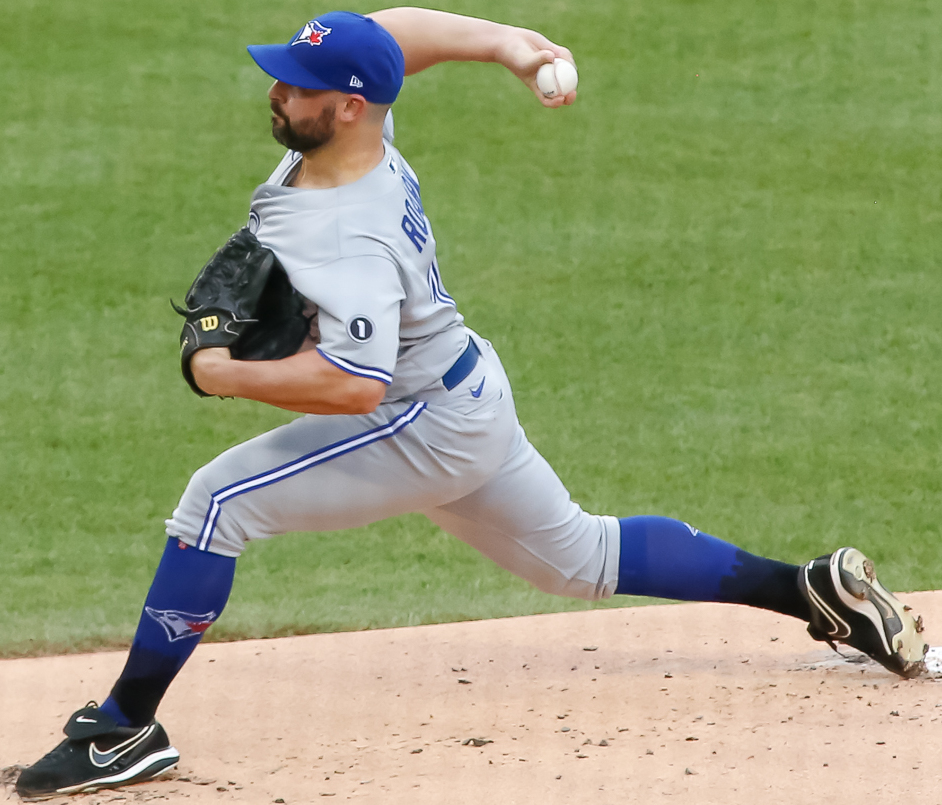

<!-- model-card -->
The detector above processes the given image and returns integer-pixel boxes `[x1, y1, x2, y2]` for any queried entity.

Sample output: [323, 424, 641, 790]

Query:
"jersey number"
[347, 316, 375, 343]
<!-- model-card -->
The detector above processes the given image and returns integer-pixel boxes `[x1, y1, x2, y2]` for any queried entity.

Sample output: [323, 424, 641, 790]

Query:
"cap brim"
[247, 44, 334, 91]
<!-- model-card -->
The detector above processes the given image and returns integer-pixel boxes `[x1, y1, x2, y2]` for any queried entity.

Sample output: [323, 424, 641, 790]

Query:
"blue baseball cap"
[247, 12, 404, 105]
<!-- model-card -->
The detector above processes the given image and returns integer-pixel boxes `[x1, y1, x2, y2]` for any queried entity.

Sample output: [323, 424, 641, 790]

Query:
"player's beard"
[271, 104, 336, 153]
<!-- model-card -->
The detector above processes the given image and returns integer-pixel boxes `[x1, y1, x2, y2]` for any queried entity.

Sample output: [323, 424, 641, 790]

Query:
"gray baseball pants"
[167, 334, 620, 601]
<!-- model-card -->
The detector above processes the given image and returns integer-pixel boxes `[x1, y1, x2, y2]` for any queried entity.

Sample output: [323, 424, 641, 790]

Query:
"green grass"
[2, 0, 941, 656]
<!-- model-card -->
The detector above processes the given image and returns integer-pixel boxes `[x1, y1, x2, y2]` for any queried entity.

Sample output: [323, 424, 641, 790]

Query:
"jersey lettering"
[401, 170, 428, 252]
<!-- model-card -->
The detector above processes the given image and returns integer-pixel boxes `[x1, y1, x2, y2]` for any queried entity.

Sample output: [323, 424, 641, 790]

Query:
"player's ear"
[337, 94, 368, 123]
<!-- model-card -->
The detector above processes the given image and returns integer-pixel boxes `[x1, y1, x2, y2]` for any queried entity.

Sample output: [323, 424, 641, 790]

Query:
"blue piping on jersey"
[316, 347, 393, 385]
[196, 401, 427, 551]
[428, 262, 455, 306]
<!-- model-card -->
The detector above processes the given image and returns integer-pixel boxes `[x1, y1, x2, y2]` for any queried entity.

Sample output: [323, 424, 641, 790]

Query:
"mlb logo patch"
[292, 20, 332, 46]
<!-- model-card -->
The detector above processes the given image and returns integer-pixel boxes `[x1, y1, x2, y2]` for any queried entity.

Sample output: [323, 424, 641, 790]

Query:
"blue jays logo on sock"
[292, 20, 332, 47]
[145, 607, 218, 642]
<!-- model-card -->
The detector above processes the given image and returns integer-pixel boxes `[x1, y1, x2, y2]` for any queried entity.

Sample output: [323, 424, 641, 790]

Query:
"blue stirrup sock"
[100, 537, 236, 727]
[615, 516, 810, 620]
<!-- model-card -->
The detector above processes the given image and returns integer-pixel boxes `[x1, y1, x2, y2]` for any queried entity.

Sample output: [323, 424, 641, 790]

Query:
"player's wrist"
[190, 348, 234, 397]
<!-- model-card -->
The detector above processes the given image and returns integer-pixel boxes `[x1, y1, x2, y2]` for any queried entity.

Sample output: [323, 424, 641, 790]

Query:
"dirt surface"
[3, 592, 942, 804]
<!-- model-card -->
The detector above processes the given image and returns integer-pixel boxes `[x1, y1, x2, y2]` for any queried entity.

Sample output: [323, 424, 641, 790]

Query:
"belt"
[442, 338, 481, 390]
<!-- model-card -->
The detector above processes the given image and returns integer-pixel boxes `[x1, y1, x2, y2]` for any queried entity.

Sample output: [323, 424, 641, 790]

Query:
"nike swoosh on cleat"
[804, 566, 852, 639]
[89, 725, 154, 768]
[470, 378, 485, 398]
[76, 716, 97, 724]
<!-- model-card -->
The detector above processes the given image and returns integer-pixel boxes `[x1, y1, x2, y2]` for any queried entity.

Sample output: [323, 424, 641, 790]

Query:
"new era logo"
[350, 75, 364, 89]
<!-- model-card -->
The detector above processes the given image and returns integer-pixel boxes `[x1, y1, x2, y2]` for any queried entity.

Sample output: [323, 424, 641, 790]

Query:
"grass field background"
[1, 0, 940, 657]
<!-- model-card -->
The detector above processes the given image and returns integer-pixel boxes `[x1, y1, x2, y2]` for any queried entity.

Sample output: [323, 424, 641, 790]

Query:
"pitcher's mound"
[4, 591, 942, 803]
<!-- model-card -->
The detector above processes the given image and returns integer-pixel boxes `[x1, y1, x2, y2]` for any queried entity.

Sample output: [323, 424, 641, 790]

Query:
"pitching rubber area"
[3, 592, 942, 804]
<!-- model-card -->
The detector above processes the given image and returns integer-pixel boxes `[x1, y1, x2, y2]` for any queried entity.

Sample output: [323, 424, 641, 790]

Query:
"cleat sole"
[802, 547, 928, 679]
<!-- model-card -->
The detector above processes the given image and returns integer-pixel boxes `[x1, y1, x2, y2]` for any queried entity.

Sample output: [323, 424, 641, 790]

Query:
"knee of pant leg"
[165, 465, 248, 557]
[173, 533, 243, 559]
[526, 517, 621, 601]
[529, 566, 611, 602]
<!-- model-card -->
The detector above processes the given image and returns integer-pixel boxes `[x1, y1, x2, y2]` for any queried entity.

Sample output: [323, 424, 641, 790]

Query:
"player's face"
[268, 82, 337, 153]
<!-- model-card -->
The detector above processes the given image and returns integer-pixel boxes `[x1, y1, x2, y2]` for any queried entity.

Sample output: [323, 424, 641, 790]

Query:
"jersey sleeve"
[291, 255, 404, 386]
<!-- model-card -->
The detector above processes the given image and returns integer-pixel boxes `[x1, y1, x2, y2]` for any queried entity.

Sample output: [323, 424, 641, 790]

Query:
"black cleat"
[15, 703, 179, 801]
[799, 547, 928, 679]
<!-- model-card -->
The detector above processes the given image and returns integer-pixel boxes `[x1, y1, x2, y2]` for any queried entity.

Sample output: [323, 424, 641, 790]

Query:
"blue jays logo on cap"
[292, 20, 332, 47]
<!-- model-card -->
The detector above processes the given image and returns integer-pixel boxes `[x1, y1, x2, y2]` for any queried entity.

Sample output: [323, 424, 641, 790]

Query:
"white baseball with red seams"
[536, 58, 578, 97]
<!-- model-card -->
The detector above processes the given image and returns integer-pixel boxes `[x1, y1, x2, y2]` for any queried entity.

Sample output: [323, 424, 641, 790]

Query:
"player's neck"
[292, 137, 385, 190]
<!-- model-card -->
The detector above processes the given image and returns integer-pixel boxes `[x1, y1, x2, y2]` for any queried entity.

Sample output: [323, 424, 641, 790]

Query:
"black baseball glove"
[173, 228, 313, 396]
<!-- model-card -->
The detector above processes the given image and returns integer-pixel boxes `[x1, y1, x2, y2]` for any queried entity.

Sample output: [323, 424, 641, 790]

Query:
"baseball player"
[16, 8, 928, 800]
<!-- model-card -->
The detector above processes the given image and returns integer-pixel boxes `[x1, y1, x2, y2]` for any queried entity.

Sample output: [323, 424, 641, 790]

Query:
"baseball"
[536, 58, 579, 98]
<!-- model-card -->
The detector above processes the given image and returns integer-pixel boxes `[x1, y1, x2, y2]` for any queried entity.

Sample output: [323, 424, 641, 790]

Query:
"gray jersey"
[248, 130, 468, 402]
[167, 114, 620, 603]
